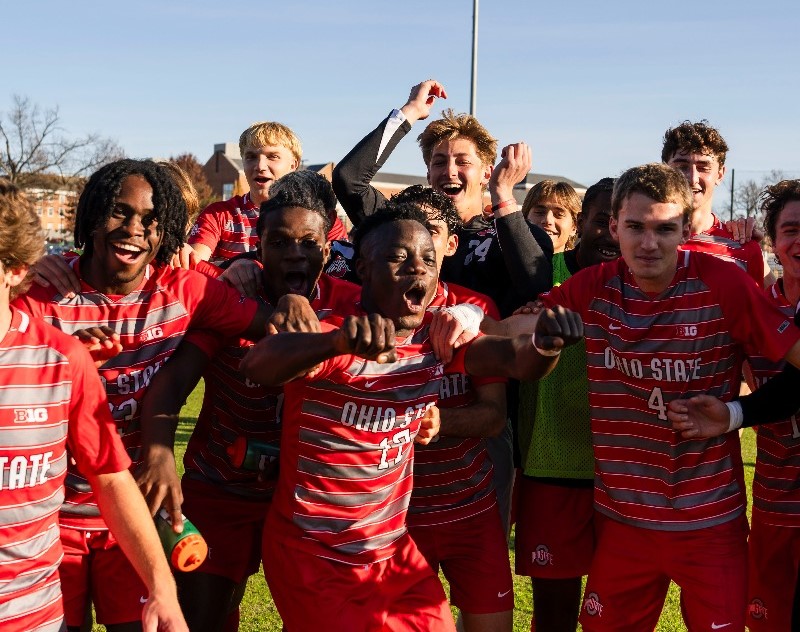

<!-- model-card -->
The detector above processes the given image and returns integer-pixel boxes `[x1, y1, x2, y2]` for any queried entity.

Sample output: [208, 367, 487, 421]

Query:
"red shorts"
[579, 514, 748, 632]
[181, 477, 270, 584]
[59, 525, 147, 626]
[747, 518, 800, 631]
[408, 507, 513, 614]
[263, 533, 455, 632]
[514, 478, 595, 578]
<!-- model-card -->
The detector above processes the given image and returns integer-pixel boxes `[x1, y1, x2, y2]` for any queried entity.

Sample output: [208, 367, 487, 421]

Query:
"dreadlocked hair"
[391, 185, 463, 236]
[74, 159, 187, 266]
[257, 170, 334, 238]
[352, 201, 431, 262]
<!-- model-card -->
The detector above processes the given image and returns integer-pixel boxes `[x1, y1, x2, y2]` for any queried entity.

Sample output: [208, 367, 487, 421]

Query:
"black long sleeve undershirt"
[739, 309, 800, 427]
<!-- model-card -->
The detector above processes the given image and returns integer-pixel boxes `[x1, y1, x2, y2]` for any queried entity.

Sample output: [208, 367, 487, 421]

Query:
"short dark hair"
[390, 185, 462, 236]
[762, 180, 800, 245]
[74, 159, 187, 266]
[661, 120, 729, 165]
[256, 170, 334, 238]
[352, 202, 430, 261]
[582, 177, 615, 214]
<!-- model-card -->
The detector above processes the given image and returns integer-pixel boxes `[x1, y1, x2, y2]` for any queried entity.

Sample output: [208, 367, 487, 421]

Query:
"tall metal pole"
[729, 168, 735, 221]
[470, 0, 479, 116]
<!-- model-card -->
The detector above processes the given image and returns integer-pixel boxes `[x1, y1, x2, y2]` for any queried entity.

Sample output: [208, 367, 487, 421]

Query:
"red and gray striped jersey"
[267, 313, 471, 564]
[14, 262, 258, 529]
[188, 194, 259, 265]
[182, 275, 362, 499]
[407, 281, 504, 527]
[188, 193, 348, 264]
[681, 213, 765, 286]
[746, 281, 800, 527]
[0, 308, 129, 631]
[542, 250, 800, 531]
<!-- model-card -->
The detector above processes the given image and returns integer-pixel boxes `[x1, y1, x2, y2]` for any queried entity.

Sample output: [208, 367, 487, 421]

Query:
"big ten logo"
[676, 325, 697, 337]
[13, 408, 49, 423]
[139, 326, 164, 343]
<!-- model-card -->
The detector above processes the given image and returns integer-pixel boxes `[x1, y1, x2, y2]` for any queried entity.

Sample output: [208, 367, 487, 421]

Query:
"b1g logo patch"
[13, 408, 49, 423]
[676, 325, 697, 337]
[533, 544, 554, 566]
[583, 592, 603, 617]
[748, 598, 768, 620]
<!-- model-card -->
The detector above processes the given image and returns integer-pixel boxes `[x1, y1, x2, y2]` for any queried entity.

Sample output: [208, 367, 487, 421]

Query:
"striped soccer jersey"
[188, 193, 348, 264]
[14, 262, 258, 528]
[267, 313, 471, 565]
[188, 194, 259, 265]
[542, 250, 800, 531]
[182, 275, 362, 499]
[407, 281, 504, 528]
[0, 308, 129, 631]
[681, 213, 765, 285]
[746, 281, 800, 527]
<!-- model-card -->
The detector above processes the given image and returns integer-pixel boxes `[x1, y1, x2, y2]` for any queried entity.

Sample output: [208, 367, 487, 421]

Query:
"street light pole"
[470, 0, 479, 116]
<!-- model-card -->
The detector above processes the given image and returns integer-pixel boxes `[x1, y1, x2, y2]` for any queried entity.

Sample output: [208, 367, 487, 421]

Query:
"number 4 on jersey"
[648, 387, 667, 421]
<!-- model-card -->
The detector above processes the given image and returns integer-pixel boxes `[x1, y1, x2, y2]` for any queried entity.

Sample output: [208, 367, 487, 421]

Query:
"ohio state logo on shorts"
[583, 592, 603, 617]
[533, 544, 553, 566]
[747, 598, 768, 620]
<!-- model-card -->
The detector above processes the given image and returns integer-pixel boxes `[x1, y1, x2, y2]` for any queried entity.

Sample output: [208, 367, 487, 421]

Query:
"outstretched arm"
[240, 314, 398, 386]
[332, 80, 446, 226]
[464, 305, 583, 381]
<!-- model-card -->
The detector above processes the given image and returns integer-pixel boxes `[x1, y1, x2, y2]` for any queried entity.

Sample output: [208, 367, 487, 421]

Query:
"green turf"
[95, 382, 759, 631]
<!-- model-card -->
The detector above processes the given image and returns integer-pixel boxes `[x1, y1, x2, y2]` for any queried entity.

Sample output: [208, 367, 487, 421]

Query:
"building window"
[48, 207, 54, 216]
[47, 223, 53, 230]
[222, 183, 234, 201]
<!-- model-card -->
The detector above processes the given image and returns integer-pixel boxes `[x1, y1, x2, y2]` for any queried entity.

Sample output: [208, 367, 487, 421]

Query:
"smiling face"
[773, 200, 800, 283]
[242, 143, 299, 206]
[526, 195, 577, 253]
[356, 220, 439, 336]
[576, 189, 619, 268]
[609, 192, 691, 294]
[258, 205, 330, 305]
[427, 137, 492, 222]
[84, 174, 163, 295]
[666, 150, 725, 217]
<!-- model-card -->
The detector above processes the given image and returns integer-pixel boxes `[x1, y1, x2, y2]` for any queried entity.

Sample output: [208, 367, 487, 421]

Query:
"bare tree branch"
[0, 94, 124, 186]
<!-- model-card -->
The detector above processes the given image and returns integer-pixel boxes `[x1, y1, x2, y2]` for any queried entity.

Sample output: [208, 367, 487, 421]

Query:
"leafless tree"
[0, 95, 124, 186]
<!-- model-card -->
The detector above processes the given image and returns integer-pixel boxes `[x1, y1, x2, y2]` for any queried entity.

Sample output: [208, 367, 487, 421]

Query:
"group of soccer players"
[1, 77, 799, 632]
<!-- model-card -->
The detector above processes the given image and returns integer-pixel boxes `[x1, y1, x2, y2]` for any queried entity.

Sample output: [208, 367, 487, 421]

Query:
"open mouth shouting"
[439, 182, 464, 199]
[402, 282, 429, 314]
[283, 270, 310, 296]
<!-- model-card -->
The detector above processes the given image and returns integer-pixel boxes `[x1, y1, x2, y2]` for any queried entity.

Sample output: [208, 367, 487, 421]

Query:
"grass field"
[97, 381, 758, 631]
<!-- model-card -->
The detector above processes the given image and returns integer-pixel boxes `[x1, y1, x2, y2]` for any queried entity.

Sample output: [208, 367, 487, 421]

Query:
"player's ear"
[609, 216, 620, 242]
[445, 234, 458, 257]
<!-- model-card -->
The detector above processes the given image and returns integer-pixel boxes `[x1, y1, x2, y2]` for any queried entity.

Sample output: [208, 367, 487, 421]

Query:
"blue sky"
[5, 0, 799, 196]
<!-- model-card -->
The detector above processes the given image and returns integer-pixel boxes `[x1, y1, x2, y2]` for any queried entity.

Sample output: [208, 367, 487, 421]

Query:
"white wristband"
[441, 303, 485, 336]
[726, 401, 744, 433]
[531, 333, 561, 357]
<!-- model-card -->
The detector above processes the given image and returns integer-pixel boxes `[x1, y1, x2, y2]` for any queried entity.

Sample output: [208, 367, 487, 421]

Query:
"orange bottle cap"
[171, 534, 208, 572]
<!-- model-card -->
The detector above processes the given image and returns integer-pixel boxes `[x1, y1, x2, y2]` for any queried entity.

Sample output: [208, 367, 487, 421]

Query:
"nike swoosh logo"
[364, 380, 378, 388]
[139, 596, 148, 604]
[711, 624, 731, 630]
[609, 324, 621, 330]
[497, 589, 512, 598]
